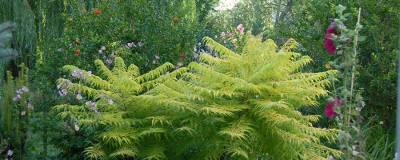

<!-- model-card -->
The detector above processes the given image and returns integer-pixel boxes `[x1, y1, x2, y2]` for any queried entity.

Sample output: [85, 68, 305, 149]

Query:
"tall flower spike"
[324, 22, 337, 54]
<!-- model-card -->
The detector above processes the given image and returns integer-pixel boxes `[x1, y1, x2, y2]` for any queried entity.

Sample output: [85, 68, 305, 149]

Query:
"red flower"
[323, 22, 337, 54]
[324, 97, 343, 118]
[74, 49, 81, 56]
[94, 8, 102, 15]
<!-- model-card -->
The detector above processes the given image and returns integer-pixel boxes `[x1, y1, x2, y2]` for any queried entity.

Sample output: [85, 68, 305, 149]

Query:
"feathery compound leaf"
[84, 144, 106, 160]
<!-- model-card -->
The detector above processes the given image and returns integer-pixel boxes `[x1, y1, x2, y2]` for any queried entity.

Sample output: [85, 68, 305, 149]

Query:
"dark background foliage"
[0, 0, 399, 159]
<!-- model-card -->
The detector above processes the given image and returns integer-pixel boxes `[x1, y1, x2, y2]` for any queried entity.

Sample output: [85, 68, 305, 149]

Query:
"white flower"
[7, 149, 13, 156]
[76, 93, 83, 100]
[86, 101, 99, 113]
[379, 121, 384, 125]
[220, 32, 226, 37]
[108, 99, 114, 105]
[100, 46, 106, 51]
[137, 41, 144, 47]
[127, 42, 135, 48]
[155, 55, 160, 60]
[327, 155, 335, 160]
[58, 89, 68, 96]
[74, 124, 80, 131]
[21, 111, 26, 116]
[21, 86, 29, 92]
[352, 150, 359, 156]
[27, 103, 33, 110]
[16, 89, 23, 94]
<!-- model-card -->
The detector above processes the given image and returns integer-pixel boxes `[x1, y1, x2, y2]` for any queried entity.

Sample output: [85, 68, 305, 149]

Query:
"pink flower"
[323, 22, 337, 54]
[220, 32, 226, 37]
[324, 97, 343, 118]
[236, 24, 244, 35]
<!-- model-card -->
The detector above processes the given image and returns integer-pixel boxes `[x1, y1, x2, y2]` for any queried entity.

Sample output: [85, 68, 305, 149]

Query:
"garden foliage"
[54, 36, 340, 159]
[0, 64, 30, 159]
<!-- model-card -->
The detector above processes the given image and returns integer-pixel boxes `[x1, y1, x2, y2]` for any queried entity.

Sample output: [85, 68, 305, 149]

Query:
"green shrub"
[54, 35, 340, 159]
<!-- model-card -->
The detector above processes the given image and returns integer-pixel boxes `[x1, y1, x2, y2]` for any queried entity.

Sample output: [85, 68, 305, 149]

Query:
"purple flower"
[71, 69, 84, 79]
[13, 95, 21, 102]
[105, 58, 113, 65]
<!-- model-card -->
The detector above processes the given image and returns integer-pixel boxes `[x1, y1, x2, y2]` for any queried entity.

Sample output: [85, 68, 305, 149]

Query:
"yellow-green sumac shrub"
[53, 36, 340, 160]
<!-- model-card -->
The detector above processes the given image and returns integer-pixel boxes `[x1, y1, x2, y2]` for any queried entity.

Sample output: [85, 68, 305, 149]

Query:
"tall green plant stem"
[350, 8, 362, 102]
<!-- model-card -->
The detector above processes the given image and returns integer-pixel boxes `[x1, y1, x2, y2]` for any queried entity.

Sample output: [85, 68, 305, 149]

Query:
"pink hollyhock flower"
[324, 97, 343, 118]
[323, 22, 337, 54]
[236, 24, 244, 35]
